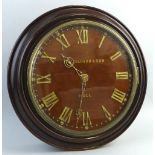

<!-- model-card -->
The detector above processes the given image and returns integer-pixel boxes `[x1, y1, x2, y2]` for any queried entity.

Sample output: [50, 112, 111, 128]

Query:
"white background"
[2, 0, 153, 155]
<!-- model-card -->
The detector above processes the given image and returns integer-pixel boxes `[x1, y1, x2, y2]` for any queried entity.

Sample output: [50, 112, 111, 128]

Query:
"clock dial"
[27, 20, 138, 137]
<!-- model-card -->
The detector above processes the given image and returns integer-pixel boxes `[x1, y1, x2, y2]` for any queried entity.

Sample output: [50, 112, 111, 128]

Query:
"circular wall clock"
[8, 6, 147, 150]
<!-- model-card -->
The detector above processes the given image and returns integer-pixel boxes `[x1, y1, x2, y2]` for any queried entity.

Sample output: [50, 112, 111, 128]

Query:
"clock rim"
[7, 5, 147, 150]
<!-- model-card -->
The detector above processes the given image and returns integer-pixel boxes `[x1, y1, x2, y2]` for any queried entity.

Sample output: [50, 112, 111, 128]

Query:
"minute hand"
[61, 54, 89, 127]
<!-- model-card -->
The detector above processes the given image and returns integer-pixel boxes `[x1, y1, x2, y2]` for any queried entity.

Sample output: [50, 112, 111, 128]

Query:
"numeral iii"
[116, 72, 129, 79]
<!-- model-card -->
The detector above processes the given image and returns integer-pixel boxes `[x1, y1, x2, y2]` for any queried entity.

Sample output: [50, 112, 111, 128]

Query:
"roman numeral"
[101, 105, 112, 121]
[41, 52, 56, 63]
[82, 111, 92, 130]
[110, 51, 122, 61]
[56, 34, 70, 50]
[116, 72, 129, 79]
[40, 91, 59, 110]
[111, 88, 126, 104]
[36, 74, 51, 84]
[76, 27, 88, 44]
[98, 35, 106, 48]
[59, 106, 73, 125]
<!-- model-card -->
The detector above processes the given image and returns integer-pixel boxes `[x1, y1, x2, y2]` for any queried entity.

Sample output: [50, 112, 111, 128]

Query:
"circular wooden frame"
[7, 6, 147, 150]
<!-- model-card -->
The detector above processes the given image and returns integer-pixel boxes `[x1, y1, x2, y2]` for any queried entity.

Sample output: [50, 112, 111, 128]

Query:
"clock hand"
[60, 54, 89, 127]
[61, 54, 84, 79]
[76, 74, 88, 128]
[76, 82, 85, 128]
[61, 54, 75, 68]
[61, 54, 89, 84]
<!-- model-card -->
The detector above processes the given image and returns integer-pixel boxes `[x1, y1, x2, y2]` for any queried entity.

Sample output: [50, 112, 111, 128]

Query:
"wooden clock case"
[7, 6, 147, 150]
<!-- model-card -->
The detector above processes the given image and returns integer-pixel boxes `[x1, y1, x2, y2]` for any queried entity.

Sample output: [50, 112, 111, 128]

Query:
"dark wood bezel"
[7, 6, 147, 150]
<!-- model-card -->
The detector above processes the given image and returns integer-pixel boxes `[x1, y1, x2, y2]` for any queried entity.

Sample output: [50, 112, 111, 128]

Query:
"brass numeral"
[76, 27, 88, 44]
[116, 72, 129, 79]
[41, 52, 56, 63]
[82, 111, 92, 130]
[59, 106, 73, 125]
[111, 88, 126, 104]
[110, 51, 122, 61]
[36, 74, 51, 84]
[98, 35, 106, 48]
[101, 105, 112, 121]
[56, 34, 70, 50]
[40, 91, 59, 110]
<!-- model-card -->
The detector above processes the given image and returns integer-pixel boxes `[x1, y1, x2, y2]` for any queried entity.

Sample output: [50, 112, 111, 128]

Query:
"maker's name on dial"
[75, 59, 104, 64]
[78, 92, 92, 98]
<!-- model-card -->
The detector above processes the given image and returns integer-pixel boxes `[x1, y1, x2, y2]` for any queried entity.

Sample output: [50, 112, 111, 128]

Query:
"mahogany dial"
[27, 20, 138, 137]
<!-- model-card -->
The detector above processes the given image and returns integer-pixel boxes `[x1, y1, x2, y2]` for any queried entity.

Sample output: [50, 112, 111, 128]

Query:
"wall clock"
[8, 6, 147, 150]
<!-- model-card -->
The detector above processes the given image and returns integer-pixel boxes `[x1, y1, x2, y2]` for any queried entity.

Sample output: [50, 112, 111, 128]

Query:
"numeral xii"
[76, 27, 88, 44]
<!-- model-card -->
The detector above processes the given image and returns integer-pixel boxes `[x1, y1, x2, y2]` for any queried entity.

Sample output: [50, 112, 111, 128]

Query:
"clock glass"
[27, 20, 138, 137]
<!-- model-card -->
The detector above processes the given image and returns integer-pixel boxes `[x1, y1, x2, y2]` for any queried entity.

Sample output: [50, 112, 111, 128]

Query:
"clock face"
[27, 20, 138, 137]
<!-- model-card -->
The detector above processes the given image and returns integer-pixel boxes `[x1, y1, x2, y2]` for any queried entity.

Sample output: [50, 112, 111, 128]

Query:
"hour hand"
[61, 54, 83, 77]
[61, 54, 89, 85]
[61, 54, 75, 68]
[80, 74, 89, 86]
